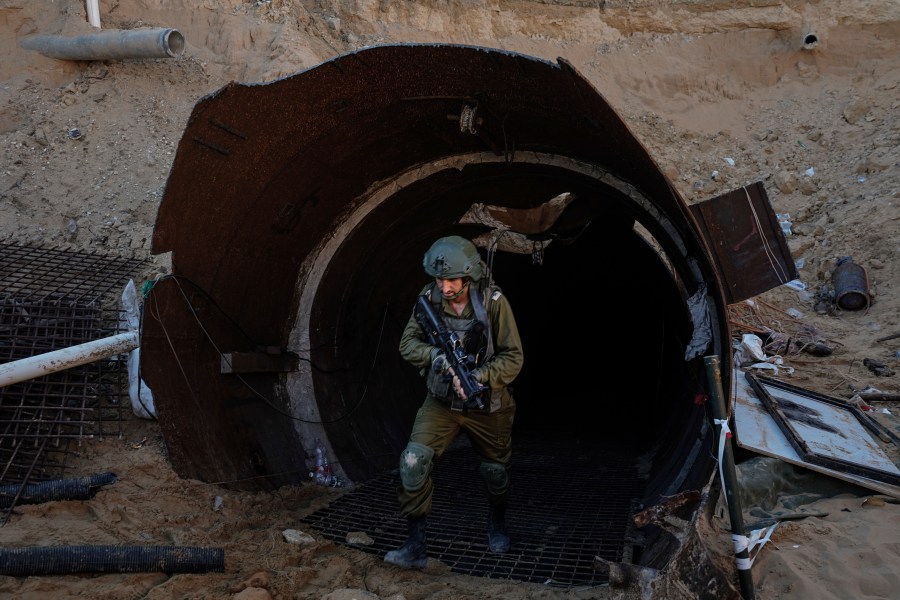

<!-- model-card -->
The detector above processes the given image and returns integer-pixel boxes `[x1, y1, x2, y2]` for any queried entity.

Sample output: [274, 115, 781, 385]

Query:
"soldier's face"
[435, 277, 466, 299]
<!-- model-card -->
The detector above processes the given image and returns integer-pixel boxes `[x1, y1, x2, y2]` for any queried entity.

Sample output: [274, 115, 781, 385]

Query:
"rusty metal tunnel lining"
[302, 437, 647, 587]
[140, 43, 738, 581]
[0, 243, 148, 518]
[145, 43, 725, 488]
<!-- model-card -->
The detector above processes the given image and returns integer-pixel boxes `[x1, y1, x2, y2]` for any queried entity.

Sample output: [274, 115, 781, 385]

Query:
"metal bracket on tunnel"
[220, 347, 300, 374]
[454, 103, 481, 134]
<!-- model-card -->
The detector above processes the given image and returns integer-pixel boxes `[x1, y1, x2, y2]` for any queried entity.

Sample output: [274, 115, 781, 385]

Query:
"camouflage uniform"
[397, 281, 524, 516]
[385, 235, 524, 568]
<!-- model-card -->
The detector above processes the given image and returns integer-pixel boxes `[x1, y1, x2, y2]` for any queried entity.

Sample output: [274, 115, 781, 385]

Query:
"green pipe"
[704, 355, 755, 600]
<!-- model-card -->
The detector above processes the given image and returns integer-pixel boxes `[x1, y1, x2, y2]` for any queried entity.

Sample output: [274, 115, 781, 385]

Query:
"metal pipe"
[704, 355, 755, 600]
[0, 331, 138, 388]
[19, 28, 184, 61]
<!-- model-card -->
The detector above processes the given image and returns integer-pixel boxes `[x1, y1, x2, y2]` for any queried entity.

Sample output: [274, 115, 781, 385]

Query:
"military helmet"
[423, 235, 483, 281]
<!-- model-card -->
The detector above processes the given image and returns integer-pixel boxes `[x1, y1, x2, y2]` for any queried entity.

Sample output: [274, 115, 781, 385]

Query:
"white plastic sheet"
[121, 279, 156, 419]
[733, 333, 794, 376]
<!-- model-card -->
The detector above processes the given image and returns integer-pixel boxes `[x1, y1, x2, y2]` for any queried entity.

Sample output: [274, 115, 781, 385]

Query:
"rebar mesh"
[302, 437, 647, 587]
[0, 242, 148, 521]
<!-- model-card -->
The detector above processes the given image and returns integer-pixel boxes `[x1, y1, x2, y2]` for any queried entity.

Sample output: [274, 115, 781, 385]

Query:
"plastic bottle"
[311, 438, 333, 486]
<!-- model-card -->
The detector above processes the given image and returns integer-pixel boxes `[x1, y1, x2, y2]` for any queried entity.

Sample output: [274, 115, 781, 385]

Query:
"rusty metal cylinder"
[832, 257, 870, 311]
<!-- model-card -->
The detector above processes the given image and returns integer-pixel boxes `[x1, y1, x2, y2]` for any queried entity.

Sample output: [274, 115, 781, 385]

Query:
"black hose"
[0, 545, 225, 575]
[0, 472, 118, 508]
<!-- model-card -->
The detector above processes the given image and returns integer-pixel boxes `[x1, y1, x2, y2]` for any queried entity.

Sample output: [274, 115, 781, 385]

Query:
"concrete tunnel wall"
[141, 44, 729, 507]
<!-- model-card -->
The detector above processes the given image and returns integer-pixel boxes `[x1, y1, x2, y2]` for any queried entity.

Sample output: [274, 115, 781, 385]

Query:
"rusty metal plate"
[690, 181, 798, 304]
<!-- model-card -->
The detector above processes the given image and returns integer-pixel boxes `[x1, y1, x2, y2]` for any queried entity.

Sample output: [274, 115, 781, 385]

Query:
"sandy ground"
[1, 1, 899, 598]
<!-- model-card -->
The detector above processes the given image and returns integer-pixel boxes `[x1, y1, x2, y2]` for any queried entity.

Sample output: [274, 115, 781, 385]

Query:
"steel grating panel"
[302, 437, 646, 587]
[0, 243, 148, 521]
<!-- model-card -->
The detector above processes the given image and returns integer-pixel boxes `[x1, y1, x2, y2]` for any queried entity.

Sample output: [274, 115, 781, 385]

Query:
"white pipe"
[0, 331, 139, 388]
[86, 0, 101, 29]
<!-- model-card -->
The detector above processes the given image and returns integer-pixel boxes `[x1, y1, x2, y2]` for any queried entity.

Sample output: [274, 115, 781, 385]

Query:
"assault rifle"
[414, 295, 489, 411]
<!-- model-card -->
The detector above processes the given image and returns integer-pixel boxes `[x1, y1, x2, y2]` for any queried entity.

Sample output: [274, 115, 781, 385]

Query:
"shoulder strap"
[428, 282, 442, 306]
[470, 280, 495, 360]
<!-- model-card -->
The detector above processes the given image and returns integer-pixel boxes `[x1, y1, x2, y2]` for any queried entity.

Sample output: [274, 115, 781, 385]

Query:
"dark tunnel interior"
[305, 161, 714, 504]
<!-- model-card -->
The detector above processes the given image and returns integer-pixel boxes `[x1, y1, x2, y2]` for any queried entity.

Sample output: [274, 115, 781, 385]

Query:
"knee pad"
[479, 461, 509, 495]
[399, 442, 434, 492]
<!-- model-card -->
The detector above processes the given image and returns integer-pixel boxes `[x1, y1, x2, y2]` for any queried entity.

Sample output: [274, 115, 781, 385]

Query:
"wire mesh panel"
[0, 243, 148, 520]
[302, 437, 647, 587]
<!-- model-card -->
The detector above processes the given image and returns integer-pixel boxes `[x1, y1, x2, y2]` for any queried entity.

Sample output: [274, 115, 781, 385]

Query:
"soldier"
[385, 235, 525, 569]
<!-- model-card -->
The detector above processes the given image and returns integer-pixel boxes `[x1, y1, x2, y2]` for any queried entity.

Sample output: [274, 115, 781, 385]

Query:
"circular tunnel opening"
[145, 43, 730, 583]
[298, 157, 714, 505]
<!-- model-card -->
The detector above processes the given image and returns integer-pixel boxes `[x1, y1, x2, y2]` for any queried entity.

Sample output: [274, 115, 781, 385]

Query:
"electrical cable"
[143, 274, 390, 425]
[743, 186, 789, 284]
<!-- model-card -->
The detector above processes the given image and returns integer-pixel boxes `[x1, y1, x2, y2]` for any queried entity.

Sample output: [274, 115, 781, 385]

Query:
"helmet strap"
[445, 279, 470, 302]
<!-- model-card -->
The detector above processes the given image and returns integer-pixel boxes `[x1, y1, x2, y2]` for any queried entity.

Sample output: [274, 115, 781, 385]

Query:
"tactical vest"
[423, 280, 503, 411]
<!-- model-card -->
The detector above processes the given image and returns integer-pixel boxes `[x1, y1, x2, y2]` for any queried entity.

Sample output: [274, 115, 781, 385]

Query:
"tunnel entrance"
[142, 43, 794, 585]
[278, 153, 715, 583]
[290, 156, 712, 503]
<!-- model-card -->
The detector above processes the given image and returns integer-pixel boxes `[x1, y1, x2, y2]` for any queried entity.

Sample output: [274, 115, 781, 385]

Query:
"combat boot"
[384, 515, 428, 568]
[487, 503, 510, 553]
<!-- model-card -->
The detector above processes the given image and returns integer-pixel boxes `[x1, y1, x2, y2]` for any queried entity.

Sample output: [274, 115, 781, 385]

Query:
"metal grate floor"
[302, 437, 647, 587]
[0, 243, 148, 520]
